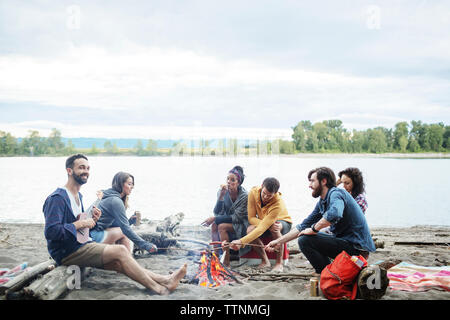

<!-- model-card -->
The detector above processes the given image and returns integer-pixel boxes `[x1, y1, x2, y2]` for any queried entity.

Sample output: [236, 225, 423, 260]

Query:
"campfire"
[194, 250, 241, 288]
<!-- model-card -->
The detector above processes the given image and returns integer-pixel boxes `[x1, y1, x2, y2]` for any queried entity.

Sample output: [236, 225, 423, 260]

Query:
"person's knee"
[211, 222, 218, 232]
[218, 224, 231, 234]
[269, 228, 281, 238]
[297, 235, 313, 250]
[246, 225, 255, 234]
[112, 244, 131, 261]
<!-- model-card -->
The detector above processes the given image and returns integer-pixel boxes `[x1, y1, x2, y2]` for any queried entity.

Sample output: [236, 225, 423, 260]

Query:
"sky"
[0, 0, 449, 139]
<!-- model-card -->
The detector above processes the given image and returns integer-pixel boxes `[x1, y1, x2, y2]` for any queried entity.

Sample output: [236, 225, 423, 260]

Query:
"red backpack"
[320, 250, 367, 300]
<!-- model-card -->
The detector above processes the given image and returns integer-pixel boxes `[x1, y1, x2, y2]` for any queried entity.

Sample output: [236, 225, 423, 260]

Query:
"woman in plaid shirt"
[337, 167, 368, 214]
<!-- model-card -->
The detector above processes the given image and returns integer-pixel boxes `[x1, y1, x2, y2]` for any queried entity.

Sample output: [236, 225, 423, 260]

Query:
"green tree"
[48, 128, 65, 154]
[350, 130, 367, 153]
[366, 128, 388, 153]
[410, 121, 430, 151]
[20, 130, 48, 156]
[89, 143, 99, 155]
[407, 136, 420, 152]
[64, 139, 76, 155]
[292, 120, 312, 152]
[427, 123, 445, 151]
[104, 140, 119, 154]
[312, 122, 328, 151]
[278, 139, 295, 154]
[394, 122, 409, 151]
[443, 126, 450, 150]
[134, 140, 146, 156]
[146, 139, 158, 155]
[0, 131, 19, 155]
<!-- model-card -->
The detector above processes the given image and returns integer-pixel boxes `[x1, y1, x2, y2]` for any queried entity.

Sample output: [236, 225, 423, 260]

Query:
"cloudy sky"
[0, 0, 449, 139]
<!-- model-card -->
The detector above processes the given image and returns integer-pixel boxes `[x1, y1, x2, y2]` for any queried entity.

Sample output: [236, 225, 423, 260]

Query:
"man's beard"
[73, 172, 88, 185]
[312, 184, 322, 198]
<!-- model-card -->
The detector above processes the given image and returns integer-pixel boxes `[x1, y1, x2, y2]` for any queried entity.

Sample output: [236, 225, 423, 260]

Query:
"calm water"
[0, 156, 449, 227]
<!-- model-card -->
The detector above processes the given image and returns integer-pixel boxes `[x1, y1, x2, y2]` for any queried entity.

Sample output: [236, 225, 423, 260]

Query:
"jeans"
[298, 233, 365, 273]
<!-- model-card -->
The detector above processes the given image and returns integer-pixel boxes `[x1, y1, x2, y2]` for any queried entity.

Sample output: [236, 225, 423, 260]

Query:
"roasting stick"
[209, 241, 279, 252]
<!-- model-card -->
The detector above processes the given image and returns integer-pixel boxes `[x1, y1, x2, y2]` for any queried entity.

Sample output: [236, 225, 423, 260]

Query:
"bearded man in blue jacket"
[265, 167, 375, 275]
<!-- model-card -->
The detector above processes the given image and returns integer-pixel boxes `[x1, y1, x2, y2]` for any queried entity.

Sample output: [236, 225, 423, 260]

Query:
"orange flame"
[195, 252, 232, 288]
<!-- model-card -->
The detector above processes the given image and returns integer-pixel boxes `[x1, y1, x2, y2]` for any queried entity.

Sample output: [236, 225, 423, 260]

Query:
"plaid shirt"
[354, 193, 368, 214]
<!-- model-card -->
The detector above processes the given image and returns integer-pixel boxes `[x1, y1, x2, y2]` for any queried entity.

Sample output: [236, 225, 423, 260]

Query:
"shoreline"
[1, 223, 449, 300]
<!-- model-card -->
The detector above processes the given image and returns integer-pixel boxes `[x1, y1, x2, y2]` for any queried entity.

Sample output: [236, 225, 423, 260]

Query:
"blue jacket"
[93, 188, 151, 251]
[43, 188, 87, 265]
[296, 187, 376, 252]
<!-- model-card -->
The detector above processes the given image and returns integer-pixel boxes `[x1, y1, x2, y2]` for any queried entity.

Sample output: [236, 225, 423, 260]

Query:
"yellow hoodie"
[240, 186, 292, 246]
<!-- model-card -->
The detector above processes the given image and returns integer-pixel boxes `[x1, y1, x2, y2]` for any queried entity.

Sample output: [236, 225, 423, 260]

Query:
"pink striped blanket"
[387, 262, 450, 292]
[0, 262, 28, 285]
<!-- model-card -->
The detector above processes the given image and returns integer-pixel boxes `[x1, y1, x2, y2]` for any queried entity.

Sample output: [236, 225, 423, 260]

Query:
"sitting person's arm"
[44, 195, 79, 241]
[213, 185, 228, 216]
[296, 202, 322, 232]
[322, 191, 345, 225]
[247, 192, 261, 226]
[109, 198, 154, 252]
[239, 203, 281, 246]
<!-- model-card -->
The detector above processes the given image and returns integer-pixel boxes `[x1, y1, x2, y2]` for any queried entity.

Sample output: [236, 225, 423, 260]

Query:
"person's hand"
[269, 221, 282, 233]
[201, 216, 215, 227]
[83, 218, 96, 229]
[300, 228, 317, 236]
[221, 240, 229, 249]
[147, 243, 158, 254]
[219, 184, 228, 200]
[336, 178, 342, 186]
[265, 239, 281, 253]
[91, 206, 101, 222]
[229, 240, 242, 251]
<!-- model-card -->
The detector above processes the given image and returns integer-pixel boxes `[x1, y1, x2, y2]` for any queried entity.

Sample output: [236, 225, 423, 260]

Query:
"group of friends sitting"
[202, 165, 372, 273]
[43, 153, 375, 295]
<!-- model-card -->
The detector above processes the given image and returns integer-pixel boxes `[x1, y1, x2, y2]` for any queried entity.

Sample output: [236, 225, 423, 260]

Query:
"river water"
[0, 156, 449, 227]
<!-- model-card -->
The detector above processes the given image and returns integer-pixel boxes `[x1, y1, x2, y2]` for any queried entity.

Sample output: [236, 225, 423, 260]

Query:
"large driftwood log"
[133, 213, 209, 255]
[244, 272, 313, 282]
[135, 230, 178, 250]
[394, 241, 449, 246]
[0, 259, 55, 295]
[22, 266, 92, 300]
[156, 212, 184, 237]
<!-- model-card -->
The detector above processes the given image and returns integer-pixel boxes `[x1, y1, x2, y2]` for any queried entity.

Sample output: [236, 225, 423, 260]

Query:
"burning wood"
[194, 250, 242, 288]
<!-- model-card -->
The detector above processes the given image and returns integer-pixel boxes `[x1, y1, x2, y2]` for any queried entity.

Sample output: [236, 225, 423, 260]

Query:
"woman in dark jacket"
[201, 166, 249, 266]
[90, 172, 156, 254]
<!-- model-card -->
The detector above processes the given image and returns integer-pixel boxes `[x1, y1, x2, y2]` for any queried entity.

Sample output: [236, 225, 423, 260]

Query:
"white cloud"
[0, 1, 449, 133]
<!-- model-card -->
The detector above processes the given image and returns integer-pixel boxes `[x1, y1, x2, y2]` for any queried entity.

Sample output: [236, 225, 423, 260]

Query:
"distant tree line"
[0, 120, 449, 156]
[291, 120, 449, 153]
[0, 128, 161, 156]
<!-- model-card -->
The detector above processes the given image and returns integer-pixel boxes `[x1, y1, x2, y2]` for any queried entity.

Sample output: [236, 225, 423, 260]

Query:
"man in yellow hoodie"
[228, 177, 292, 272]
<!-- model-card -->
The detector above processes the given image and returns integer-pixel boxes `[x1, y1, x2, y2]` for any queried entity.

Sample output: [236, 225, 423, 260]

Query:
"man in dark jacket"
[43, 154, 186, 295]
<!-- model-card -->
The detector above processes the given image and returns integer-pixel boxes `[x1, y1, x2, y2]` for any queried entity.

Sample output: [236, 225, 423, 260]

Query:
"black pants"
[297, 233, 364, 273]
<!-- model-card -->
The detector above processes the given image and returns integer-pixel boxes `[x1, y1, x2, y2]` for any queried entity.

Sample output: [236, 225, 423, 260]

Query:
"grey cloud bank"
[0, 0, 448, 138]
